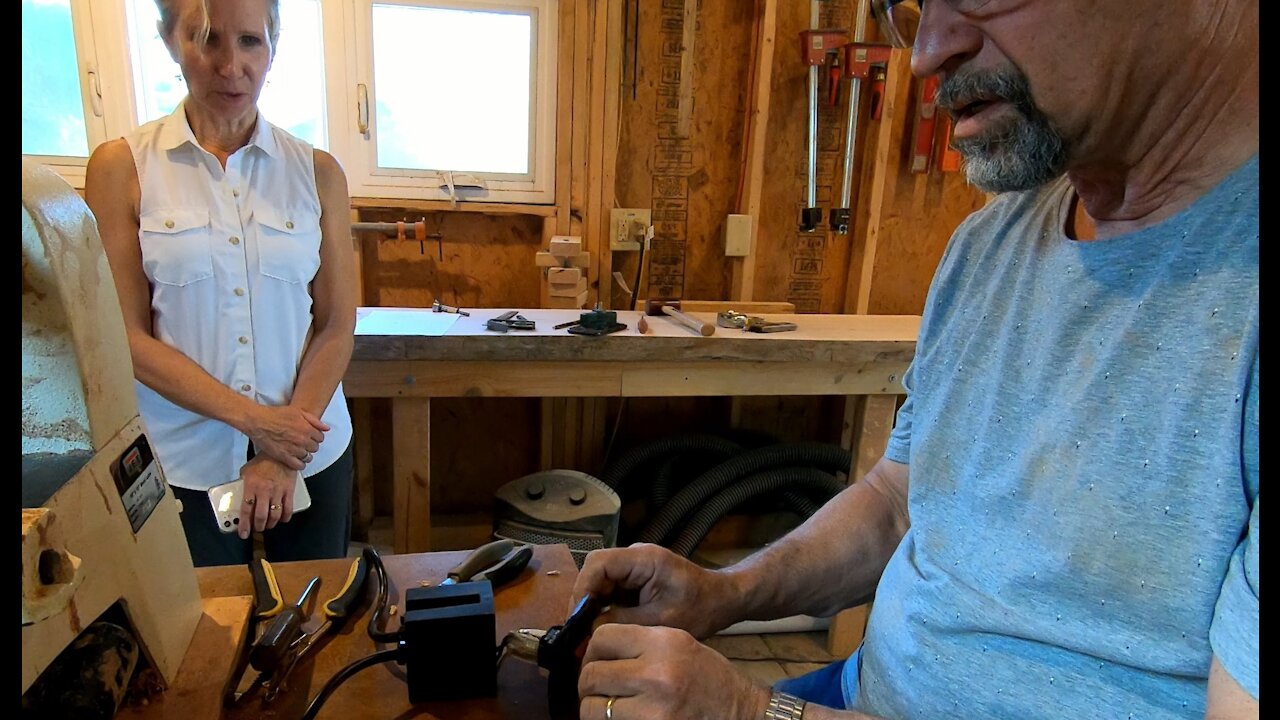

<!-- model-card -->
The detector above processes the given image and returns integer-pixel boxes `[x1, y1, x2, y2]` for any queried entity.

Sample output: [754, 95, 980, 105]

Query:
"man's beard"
[937, 65, 1068, 193]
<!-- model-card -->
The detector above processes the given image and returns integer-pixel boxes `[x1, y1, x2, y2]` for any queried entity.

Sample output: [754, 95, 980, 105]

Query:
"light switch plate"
[725, 214, 752, 257]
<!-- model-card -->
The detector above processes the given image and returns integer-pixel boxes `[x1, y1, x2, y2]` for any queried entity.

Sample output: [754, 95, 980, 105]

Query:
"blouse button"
[164, 219, 175, 229]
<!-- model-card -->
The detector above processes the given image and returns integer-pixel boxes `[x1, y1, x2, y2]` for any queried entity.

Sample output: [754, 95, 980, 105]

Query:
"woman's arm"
[287, 149, 357, 418]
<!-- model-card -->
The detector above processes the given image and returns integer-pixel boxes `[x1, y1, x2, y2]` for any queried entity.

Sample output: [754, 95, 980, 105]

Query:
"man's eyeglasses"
[871, 0, 995, 49]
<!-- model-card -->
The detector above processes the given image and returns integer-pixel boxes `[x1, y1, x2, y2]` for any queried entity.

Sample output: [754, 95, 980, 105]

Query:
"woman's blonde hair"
[155, 0, 280, 56]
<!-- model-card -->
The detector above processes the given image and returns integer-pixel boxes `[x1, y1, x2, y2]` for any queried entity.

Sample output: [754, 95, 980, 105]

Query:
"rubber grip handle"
[250, 557, 284, 619]
[323, 549, 371, 622]
[478, 544, 533, 588]
[446, 539, 515, 583]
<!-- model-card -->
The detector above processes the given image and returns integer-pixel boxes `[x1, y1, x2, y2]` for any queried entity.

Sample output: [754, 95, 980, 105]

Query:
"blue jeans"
[773, 657, 849, 709]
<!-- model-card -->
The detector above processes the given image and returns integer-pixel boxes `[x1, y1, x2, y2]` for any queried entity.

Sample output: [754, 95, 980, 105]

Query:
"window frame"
[21, 0, 558, 207]
[347, 0, 557, 204]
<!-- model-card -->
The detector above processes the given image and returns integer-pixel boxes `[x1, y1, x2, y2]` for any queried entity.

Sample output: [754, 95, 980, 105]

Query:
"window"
[21, 0, 558, 204]
[351, 0, 557, 202]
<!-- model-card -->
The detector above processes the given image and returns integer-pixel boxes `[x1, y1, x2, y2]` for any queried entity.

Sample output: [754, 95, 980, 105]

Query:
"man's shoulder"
[955, 176, 1070, 242]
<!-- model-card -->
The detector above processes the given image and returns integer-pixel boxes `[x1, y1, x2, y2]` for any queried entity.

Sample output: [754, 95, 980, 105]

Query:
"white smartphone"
[208, 471, 313, 534]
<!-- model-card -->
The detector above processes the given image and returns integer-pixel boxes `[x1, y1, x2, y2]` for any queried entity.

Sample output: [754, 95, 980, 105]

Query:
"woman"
[85, 0, 357, 566]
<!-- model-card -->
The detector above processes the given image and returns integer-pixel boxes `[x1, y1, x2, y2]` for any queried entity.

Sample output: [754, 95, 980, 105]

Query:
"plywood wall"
[353, 0, 989, 529]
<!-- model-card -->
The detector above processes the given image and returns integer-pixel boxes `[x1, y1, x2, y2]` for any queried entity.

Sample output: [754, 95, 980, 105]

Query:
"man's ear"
[158, 20, 180, 64]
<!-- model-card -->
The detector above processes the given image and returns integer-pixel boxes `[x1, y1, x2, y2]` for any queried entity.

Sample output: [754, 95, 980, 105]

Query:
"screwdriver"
[251, 575, 320, 674]
[263, 548, 373, 701]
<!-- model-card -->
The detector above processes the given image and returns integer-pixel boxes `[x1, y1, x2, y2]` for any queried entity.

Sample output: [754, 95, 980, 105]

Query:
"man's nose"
[910, 2, 983, 78]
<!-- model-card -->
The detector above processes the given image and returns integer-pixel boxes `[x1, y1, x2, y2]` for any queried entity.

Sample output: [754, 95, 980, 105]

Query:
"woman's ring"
[303, 452, 313, 463]
[605, 696, 616, 720]
[244, 497, 256, 506]
[269, 503, 281, 511]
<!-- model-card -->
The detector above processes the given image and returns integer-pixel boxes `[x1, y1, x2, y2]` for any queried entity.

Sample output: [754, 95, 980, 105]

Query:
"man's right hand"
[570, 543, 741, 640]
[242, 405, 329, 470]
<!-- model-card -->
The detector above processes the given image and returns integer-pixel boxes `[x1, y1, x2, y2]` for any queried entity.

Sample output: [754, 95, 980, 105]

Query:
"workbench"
[345, 308, 920, 554]
[117, 543, 579, 720]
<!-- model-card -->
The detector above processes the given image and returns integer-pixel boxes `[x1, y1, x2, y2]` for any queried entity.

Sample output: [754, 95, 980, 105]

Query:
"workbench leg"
[352, 399, 375, 543]
[829, 394, 897, 655]
[392, 397, 432, 554]
[827, 603, 871, 658]
[840, 395, 899, 484]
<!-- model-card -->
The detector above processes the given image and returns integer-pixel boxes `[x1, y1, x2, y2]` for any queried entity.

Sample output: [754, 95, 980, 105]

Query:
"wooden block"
[546, 290, 589, 309]
[547, 267, 583, 285]
[549, 236, 583, 256]
[562, 252, 591, 268]
[535, 251, 563, 268]
[548, 277, 589, 297]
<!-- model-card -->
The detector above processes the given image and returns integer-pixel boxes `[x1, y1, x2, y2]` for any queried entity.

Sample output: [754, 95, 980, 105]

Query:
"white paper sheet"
[354, 308, 459, 336]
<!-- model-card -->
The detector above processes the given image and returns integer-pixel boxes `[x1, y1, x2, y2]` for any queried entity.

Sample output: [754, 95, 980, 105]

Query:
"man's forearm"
[719, 463, 909, 623]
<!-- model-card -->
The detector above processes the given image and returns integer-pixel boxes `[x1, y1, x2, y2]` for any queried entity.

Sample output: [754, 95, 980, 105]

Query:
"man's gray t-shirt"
[846, 156, 1258, 718]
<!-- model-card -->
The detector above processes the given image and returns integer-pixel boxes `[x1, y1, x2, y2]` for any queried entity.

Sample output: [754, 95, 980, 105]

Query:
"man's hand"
[237, 455, 299, 538]
[578, 624, 770, 720]
[242, 405, 329, 470]
[572, 543, 740, 640]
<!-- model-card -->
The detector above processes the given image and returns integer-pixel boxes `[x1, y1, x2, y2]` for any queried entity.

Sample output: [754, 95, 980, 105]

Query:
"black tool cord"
[299, 647, 399, 720]
[364, 546, 399, 644]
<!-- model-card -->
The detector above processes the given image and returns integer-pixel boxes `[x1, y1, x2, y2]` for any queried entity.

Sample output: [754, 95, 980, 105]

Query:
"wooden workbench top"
[352, 308, 920, 364]
[125, 544, 579, 720]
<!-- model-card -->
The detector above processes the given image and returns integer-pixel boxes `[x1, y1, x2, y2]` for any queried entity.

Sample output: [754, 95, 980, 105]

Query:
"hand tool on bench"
[296, 541, 534, 716]
[486, 310, 537, 332]
[645, 299, 715, 337]
[717, 310, 798, 333]
[432, 299, 470, 317]
[226, 534, 321, 704]
[497, 593, 607, 719]
[262, 548, 373, 701]
[442, 539, 534, 587]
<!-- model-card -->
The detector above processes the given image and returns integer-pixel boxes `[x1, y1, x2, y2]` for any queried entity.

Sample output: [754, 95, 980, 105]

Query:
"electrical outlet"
[725, 214, 752, 257]
[610, 208, 651, 251]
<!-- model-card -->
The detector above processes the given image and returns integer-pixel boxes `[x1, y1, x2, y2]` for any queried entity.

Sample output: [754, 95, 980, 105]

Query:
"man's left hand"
[578, 624, 771, 720]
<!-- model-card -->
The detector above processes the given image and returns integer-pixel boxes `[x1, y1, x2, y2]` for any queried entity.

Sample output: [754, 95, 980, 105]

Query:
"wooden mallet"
[644, 299, 715, 337]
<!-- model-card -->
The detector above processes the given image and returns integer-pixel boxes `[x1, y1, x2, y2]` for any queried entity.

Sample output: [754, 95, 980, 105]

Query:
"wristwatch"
[763, 690, 807, 720]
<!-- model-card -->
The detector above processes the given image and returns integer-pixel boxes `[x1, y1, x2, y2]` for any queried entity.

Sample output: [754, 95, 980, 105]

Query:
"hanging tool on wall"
[351, 219, 444, 260]
[798, 0, 848, 233]
[937, 113, 964, 173]
[910, 74, 942, 174]
[831, 43, 892, 234]
[830, 0, 888, 234]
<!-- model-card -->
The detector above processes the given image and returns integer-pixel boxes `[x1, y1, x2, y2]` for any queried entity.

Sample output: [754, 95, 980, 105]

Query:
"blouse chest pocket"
[138, 210, 213, 287]
[253, 207, 322, 284]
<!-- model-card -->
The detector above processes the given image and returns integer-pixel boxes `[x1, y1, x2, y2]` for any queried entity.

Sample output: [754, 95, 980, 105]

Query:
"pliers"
[225, 538, 372, 706]
[443, 538, 534, 588]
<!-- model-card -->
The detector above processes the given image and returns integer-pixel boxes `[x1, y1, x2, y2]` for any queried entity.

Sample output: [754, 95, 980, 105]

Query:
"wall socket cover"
[610, 208, 651, 251]
[725, 214, 752, 257]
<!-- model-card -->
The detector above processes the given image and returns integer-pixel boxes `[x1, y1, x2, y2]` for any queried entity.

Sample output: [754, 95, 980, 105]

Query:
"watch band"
[763, 690, 807, 720]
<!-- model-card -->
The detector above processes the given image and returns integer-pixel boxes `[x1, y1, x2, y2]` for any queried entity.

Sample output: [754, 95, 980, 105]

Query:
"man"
[571, 1, 1258, 719]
